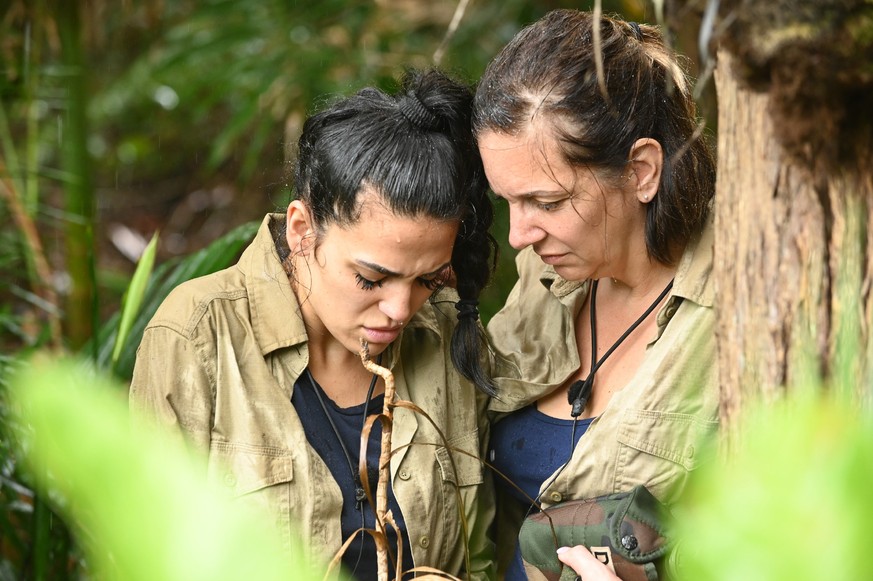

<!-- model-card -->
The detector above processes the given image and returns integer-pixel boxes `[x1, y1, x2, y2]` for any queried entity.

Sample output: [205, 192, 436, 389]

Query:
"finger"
[556, 546, 621, 581]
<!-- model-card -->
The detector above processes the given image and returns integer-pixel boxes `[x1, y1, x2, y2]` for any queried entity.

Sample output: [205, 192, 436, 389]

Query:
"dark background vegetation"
[0, 0, 715, 577]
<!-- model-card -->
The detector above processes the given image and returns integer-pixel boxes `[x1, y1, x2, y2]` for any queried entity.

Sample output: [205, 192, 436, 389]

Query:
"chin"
[352, 338, 389, 357]
[553, 265, 586, 282]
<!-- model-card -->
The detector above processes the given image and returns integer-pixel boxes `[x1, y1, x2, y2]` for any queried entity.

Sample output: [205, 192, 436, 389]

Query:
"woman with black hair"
[130, 69, 496, 580]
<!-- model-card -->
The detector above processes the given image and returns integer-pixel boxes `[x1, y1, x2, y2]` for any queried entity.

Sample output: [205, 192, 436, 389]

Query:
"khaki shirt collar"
[240, 214, 309, 357]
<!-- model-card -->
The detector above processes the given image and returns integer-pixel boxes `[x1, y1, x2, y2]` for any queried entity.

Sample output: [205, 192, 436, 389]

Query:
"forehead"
[322, 194, 458, 273]
[478, 129, 578, 197]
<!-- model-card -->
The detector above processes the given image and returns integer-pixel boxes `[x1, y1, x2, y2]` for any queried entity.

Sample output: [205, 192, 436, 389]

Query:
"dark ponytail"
[293, 68, 498, 395]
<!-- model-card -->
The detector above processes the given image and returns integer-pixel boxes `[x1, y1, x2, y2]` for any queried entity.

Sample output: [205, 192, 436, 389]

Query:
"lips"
[537, 252, 565, 265]
[362, 326, 402, 345]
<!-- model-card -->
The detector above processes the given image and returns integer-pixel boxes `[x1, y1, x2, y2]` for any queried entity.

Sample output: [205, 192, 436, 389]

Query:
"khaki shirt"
[487, 219, 718, 562]
[130, 214, 495, 579]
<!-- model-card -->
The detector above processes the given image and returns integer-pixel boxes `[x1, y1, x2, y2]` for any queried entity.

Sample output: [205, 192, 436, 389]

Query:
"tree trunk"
[714, 49, 873, 452]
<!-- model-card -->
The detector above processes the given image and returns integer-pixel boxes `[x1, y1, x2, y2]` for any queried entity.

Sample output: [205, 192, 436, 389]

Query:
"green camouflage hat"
[519, 485, 672, 581]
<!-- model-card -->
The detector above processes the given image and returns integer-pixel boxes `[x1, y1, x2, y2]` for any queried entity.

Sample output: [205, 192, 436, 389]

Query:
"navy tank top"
[489, 404, 594, 580]
[292, 372, 414, 580]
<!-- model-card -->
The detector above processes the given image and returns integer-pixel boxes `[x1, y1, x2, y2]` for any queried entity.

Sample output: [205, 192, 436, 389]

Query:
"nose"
[507, 205, 544, 250]
[379, 284, 414, 324]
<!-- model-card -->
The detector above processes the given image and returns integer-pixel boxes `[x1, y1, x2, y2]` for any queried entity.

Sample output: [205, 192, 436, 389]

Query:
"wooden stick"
[359, 339, 396, 581]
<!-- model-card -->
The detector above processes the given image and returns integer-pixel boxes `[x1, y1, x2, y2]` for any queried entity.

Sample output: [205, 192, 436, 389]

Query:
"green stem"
[25, 2, 44, 216]
[31, 493, 51, 581]
[55, 0, 97, 352]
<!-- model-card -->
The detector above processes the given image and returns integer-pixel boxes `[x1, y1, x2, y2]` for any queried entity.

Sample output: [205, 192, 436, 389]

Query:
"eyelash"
[354, 273, 446, 292]
[536, 200, 562, 211]
[355, 274, 384, 291]
[494, 195, 563, 212]
[420, 277, 446, 292]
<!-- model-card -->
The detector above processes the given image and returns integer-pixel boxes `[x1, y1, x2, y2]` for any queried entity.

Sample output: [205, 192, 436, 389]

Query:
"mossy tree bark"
[714, 48, 873, 452]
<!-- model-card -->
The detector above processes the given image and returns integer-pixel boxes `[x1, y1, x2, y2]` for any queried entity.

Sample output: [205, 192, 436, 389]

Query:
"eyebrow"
[355, 259, 451, 278]
[492, 188, 569, 200]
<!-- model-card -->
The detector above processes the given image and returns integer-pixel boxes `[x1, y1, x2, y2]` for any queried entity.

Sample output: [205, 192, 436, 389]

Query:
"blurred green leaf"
[111, 232, 159, 370]
[676, 393, 873, 580]
[8, 355, 321, 581]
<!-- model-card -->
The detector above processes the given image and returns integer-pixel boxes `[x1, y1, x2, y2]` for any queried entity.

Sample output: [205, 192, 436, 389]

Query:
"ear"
[628, 138, 663, 204]
[285, 200, 315, 255]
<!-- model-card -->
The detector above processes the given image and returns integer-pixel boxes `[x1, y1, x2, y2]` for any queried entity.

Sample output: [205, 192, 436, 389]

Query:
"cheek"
[345, 290, 378, 314]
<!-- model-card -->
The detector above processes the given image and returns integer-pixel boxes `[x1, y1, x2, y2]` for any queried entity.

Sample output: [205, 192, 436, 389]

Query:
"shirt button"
[419, 535, 430, 548]
[224, 473, 236, 487]
[549, 491, 563, 503]
[686, 445, 695, 459]
[399, 469, 411, 480]
[665, 305, 678, 318]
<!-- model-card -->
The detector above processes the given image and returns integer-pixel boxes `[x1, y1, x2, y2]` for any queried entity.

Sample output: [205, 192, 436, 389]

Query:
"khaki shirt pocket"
[435, 430, 483, 487]
[208, 440, 294, 496]
[207, 441, 299, 555]
[616, 409, 717, 501]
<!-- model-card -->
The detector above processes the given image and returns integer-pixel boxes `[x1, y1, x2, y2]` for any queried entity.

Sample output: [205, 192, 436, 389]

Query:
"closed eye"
[417, 266, 451, 292]
[418, 276, 445, 292]
[355, 273, 385, 291]
[535, 197, 567, 211]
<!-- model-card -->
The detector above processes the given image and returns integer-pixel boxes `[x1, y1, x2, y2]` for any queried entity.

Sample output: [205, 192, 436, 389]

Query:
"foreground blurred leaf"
[8, 356, 320, 581]
[676, 393, 873, 580]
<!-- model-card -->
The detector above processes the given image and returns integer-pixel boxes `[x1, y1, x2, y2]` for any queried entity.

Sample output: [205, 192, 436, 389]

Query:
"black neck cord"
[305, 357, 382, 578]
[526, 277, 675, 526]
[305, 355, 381, 511]
[568, 277, 674, 417]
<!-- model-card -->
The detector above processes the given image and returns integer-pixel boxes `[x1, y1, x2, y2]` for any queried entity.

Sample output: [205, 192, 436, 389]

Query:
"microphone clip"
[568, 377, 593, 418]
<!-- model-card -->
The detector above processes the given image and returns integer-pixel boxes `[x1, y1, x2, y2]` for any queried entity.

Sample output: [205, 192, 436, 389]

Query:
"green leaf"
[111, 232, 159, 371]
[8, 355, 323, 581]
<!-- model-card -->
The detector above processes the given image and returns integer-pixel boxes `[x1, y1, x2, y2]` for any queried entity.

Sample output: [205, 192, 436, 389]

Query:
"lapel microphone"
[567, 377, 594, 418]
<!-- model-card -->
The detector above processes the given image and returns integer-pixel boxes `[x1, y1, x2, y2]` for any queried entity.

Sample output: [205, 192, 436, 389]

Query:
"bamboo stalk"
[56, 0, 97, 352]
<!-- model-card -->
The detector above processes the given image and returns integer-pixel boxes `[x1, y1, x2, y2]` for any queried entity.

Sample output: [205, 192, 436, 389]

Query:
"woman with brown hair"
[474, 10, 718, 579]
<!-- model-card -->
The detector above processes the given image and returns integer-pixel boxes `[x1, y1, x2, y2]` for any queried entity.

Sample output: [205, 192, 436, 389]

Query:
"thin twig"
[433, 0, 471, 66]
[592, 0, 610, 107]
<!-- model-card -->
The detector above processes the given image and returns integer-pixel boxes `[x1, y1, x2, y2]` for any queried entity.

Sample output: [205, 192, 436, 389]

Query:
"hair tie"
[628, 21, 643, 41]
[454, 299, 480, 321]
[398, 92, 440, 131]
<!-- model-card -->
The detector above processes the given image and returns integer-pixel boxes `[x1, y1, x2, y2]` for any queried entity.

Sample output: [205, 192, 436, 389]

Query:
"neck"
[605, 259, 676, 300]
[305, 337, 385, 407]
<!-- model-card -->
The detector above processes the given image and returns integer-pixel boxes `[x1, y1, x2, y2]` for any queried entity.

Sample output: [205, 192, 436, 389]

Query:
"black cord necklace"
[527, 277, 676, 515]
[567, 277, 674, 417]
[305, 356, 381, 511]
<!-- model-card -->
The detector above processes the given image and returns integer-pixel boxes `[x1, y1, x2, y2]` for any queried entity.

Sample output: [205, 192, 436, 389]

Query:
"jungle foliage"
[0, 1, 647, 577]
